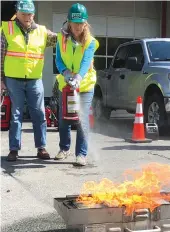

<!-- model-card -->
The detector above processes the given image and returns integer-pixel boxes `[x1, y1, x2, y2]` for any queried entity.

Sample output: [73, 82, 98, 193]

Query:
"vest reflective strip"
[6, 51, 44, 59]
[62, 35, 67, 52]
[61, 35, 84, 53]
[8, 21, 14, 35]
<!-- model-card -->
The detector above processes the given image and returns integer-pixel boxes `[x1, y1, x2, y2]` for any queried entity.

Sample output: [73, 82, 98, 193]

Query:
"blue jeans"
[5, 77, 46, 151]
[59, 90, 94, 157]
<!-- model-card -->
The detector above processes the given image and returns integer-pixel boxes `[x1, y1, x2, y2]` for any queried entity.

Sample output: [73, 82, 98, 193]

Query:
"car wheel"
[144, 93, 167, 128]
[92, 97, 111, 121]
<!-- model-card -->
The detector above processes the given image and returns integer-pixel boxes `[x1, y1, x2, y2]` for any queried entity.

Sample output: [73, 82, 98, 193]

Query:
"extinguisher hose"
[0, 89, 8, 107]
[0, 95, 5, 107]
[50, 110, 58, 121]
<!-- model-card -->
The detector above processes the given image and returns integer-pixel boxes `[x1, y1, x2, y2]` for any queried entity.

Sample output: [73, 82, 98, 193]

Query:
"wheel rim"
[148, 102, 160, 124]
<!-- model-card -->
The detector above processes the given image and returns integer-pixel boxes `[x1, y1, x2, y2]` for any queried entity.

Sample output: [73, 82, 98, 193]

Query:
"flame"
[76, 163, 170, 215]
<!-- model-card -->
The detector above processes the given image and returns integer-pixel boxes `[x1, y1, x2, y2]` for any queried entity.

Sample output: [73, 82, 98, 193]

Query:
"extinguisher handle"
[67, 78, 80, 92]
[1, 89, 8, 96]
[69, 87, 79, 92]
[0, 95, 5, 107]
[1, 89, 5, 95]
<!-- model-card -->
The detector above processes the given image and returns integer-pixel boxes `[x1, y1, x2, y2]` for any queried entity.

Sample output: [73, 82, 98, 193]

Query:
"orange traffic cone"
[89, 106, 94, 129]
[126, 96, 152, 143]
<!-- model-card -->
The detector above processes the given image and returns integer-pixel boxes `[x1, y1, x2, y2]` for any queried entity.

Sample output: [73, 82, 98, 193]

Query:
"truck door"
[106, 45, 128, 108]
[119, 43, 145, 109]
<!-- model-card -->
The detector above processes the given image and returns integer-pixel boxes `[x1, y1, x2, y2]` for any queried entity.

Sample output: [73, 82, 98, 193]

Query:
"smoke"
[76, 92, 102, 163]
[76, 93, 133, 164]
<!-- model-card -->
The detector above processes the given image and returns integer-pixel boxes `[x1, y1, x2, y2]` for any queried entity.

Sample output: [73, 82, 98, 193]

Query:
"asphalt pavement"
[1, 112, 170, 232]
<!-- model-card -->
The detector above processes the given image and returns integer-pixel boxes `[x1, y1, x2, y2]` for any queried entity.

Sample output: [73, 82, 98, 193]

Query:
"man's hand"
[46, 30, 57, 47]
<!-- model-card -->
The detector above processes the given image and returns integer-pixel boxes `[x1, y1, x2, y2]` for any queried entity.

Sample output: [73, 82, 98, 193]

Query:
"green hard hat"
[16, 0, 35, 14]
[68, 3, 88, 23]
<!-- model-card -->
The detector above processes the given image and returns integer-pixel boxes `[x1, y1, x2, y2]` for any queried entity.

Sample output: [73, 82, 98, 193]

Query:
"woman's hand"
[63, 70, 73, 83]
[73, 74, 82, 82]
[69, 74, 82, 89]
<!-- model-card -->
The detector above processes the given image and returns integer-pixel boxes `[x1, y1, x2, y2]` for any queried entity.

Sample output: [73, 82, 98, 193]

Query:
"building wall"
[37, 1, 54, 98]
[36, 1, 162, 97]
[52, 1, 161, 19]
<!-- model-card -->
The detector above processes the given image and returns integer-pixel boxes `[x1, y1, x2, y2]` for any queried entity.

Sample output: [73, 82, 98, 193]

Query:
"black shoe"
[7, 150, 18, 161]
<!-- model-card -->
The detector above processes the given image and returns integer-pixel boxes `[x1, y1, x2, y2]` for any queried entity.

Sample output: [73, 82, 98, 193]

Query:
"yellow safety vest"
[57, 32, 99, 92]
[2, 21, 47, 79]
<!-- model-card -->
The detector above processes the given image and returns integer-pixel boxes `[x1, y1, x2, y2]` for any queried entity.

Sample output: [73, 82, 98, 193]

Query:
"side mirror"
[106, 74, 112, 80]
[106, 66, 113, 79]
[126, 57, 138, 71]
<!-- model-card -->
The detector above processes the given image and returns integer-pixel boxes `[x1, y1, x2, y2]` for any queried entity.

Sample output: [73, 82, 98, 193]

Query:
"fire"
[76, 163, 170, 215]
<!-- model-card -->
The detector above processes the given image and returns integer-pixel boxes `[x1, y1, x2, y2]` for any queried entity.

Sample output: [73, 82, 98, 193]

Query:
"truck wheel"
[92, 97, 111, 121]
[144, 93, 167, 128]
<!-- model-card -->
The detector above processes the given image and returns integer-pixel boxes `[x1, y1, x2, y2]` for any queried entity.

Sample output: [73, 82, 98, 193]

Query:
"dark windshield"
[146, 41, 170, 61]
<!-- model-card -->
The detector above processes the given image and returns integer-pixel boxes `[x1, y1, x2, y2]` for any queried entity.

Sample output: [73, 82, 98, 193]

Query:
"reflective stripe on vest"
[8, 21, 14, 35]
[6, 51, 44, 59]
[62, 35, 85, 53]
[62, 35, 67, 52]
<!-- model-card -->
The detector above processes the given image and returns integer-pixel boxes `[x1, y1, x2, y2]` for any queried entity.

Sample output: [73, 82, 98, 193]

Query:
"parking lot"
[1, 111, 170, 232]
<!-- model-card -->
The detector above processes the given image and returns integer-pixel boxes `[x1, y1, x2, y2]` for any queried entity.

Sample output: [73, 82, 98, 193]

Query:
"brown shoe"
[7, 150, 18, 162]
[37, 148, 50, 160]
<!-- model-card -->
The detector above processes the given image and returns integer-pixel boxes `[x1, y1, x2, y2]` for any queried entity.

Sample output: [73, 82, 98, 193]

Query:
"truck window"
[112, 46, 128, 69]
[146, 41, 170, 61]
[126, 44, 144, 71]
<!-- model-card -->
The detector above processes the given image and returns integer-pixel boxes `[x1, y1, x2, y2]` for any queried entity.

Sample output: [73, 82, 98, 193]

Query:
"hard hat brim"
[68, 18, 87, 23]
[18, 9, 35, 14]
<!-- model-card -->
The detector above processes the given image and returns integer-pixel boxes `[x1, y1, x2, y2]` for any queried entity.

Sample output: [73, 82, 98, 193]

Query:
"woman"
[55, 3, 99, 166]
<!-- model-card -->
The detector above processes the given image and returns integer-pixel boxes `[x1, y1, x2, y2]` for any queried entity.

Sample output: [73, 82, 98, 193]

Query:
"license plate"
[84, 224, 106, 232]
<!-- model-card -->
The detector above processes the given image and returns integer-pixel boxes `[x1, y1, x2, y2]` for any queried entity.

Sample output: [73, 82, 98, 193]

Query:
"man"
[0, 0, 57, 161]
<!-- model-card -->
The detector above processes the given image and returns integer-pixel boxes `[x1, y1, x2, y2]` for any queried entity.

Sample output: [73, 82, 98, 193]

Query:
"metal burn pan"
[54, 195, 170, 232]
[54, 197, 124, 225]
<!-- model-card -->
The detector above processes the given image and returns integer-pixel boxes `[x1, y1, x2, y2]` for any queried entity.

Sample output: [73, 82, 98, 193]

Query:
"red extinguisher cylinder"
[62, 85, 79, 121]
[45, 107, 52, 127]
[1, 95, 11, 130]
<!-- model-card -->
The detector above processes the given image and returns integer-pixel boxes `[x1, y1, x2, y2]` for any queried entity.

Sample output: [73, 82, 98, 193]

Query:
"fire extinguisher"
[45, 106, 52, 127]
[0, 90, 11, 131]
[62, 85, 79, 123]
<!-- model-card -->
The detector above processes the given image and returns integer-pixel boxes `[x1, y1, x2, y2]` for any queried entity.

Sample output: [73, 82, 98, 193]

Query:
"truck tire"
[144, 93, 167, 128]
[92, 97, 111, 121]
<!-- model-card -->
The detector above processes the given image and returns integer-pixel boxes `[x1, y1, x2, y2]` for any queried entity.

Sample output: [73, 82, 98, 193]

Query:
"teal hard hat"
[68, 3, 88, 23]
[16, 0, 35, 14]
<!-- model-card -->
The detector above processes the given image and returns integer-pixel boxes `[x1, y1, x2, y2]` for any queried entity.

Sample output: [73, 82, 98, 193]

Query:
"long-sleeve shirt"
[55, 39, 96, 78]
[0, 19, 57, 79]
